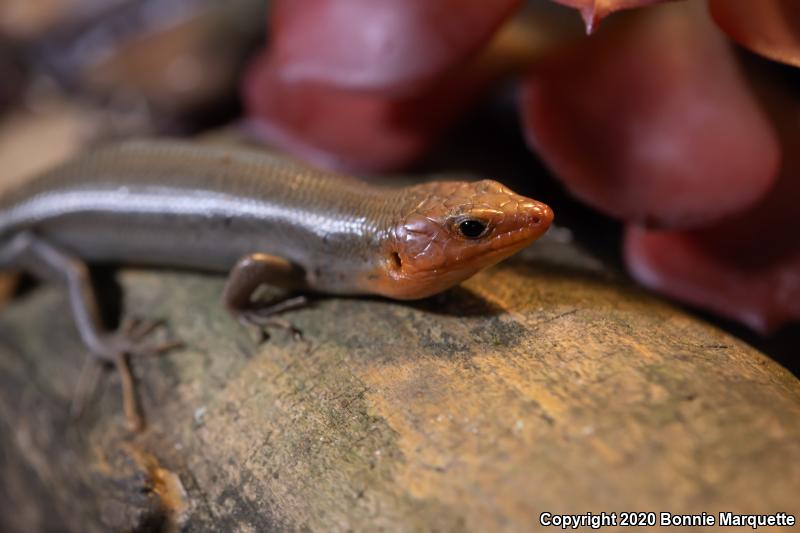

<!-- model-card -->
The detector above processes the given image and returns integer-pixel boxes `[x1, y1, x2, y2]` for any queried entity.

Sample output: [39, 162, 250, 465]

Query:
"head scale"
[374, 179, 553, 299]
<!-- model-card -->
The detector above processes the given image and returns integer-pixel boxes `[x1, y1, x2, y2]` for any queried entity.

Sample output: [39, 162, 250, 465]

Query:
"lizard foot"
[236, 295, 307, 342]
[72, 317, 181, 432]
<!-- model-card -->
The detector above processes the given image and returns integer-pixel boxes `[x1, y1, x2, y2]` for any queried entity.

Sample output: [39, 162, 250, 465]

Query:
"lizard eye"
[458, 219, 489, 239]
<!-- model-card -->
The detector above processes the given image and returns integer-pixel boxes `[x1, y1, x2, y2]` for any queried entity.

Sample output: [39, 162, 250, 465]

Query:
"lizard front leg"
[223, 253, 309, 336]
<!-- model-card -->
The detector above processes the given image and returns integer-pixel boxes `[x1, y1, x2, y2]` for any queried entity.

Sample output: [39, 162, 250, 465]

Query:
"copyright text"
[538, 512, 796, 529]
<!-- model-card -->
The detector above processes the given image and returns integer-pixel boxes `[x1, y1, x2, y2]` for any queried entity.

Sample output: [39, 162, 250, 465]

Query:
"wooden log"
[0, 235, 798, 532]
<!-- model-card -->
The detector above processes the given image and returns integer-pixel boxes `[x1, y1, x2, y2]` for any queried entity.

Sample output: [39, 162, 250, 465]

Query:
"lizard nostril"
[527, 204, 553, 226]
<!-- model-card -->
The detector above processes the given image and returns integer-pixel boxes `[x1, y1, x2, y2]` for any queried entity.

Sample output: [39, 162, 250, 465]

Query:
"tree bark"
[0, 235, 798, 532]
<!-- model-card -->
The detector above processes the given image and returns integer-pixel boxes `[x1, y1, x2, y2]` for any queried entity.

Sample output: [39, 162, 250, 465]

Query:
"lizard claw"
[235, 295, 308, 342]
[239, 314, 304, 342]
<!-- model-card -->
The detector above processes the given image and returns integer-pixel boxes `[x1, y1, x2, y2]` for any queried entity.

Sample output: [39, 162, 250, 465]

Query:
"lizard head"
[373, 179, 553, 299]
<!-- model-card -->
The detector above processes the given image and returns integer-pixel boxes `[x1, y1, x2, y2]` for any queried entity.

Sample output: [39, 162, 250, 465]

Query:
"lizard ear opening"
[391, 252, 403, 269]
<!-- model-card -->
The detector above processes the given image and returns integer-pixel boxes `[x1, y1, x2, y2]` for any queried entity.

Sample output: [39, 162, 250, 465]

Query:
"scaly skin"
[375, 179, 552, 299]
[0, 139, 553, 298]
[0, 138, 553, 429]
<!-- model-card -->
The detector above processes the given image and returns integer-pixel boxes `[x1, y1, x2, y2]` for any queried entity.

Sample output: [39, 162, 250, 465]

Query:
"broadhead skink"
[0, 139, 553, 427]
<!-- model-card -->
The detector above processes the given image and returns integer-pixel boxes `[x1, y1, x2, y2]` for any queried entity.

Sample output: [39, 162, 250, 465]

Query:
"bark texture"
[0, 236, 798, 532]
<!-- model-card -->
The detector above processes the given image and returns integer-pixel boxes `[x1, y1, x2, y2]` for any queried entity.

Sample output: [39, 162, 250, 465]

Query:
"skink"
[0, 139, 553, 426]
